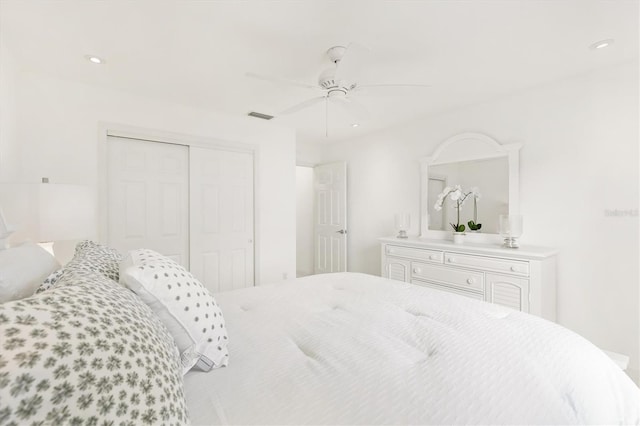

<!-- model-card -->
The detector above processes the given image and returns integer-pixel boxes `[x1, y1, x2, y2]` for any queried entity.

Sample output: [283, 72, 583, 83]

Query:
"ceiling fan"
[247, 43, 430, 136]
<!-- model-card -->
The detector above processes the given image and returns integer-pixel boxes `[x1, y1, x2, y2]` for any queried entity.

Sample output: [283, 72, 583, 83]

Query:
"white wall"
[296, 140, 326, 166]
[324, 61, 639, 381]
[296, 166, 314, 277]
[0, 39, 20, 181]
[4, 70, 297, 285]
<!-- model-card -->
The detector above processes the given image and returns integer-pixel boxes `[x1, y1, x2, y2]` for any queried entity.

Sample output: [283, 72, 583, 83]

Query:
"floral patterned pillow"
[36, 240, 123, 294]
[0, 268, 189, 425]
[35, 268, 65, 294]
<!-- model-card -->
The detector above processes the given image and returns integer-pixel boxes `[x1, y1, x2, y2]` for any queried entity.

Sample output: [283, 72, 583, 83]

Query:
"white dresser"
[380, 237, 558, 321]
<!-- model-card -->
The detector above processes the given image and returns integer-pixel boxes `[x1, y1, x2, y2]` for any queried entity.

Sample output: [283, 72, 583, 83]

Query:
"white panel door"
[427, 176, 446, 230]
[314, 162, 347, 274]
[107, 136, 189, 266]
[190, 147, 254, 293]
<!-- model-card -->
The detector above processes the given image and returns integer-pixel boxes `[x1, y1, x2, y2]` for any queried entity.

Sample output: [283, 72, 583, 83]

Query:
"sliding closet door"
[190, 147, 254, 293]
[106, 136, 190, 266]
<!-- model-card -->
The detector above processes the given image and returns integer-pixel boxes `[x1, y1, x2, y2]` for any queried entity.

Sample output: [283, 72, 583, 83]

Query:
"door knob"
[336, 229, 347, 234]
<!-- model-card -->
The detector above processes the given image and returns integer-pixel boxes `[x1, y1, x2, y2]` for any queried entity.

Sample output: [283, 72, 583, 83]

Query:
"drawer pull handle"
[413, 268, 421, 274]
[389, 249, 395, 254]
[466, 278, 474, 285]
[510, 266, 517, 272]
[447, 258, 455, 263]
[429, 255, 436, 260]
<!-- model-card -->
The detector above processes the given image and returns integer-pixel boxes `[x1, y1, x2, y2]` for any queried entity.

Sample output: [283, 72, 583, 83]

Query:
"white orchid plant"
[467, 187, 482, 231]
[434, 185, 481, 233]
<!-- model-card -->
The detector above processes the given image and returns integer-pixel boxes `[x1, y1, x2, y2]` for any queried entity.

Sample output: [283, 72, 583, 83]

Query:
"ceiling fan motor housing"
[318, 67, 355, 95]
[327, 45, 346, 63]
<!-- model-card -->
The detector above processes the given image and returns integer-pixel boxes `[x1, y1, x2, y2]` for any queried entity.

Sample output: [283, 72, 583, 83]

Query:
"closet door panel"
[190, 147, 254, 293]
[107, 136, 189, 267]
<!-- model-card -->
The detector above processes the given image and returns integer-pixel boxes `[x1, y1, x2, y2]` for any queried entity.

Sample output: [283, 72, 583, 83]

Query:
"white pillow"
[120, 248, 229, 374]
[0, 242, 60, 303]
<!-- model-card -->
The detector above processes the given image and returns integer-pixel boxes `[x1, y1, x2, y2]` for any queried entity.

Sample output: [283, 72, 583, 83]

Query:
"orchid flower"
[433, 184, 478, 232]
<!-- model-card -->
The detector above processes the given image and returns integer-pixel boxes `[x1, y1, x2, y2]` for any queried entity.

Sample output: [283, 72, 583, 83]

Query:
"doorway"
[296, 166, 314, 277]
[296, 162, 348, 277]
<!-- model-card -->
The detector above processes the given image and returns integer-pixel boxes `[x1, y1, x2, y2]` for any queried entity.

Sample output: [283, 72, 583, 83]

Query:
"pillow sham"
[36, 240, 122, 293]
[35, 267, 65, 294]
[0, 268, 189, 425]
[65, 240, 122, 281]
[120, 249, 229, 374]
[0, 242, 60, 303]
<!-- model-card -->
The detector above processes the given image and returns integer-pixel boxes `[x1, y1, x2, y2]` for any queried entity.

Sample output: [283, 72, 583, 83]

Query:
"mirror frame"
[419, 132, 522, 240]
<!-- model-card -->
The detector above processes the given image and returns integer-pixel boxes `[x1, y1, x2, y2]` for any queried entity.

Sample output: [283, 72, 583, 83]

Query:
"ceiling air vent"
[248, 111, 274, 120]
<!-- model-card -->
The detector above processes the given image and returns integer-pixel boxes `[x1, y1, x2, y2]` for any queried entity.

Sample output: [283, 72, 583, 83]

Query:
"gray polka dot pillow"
[120, 249, 229, 375]
[0, 269, 189, 425]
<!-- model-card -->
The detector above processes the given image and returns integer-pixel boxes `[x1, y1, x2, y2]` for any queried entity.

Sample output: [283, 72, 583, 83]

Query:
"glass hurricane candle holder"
[499, 214, 523, 248]
[395, 213, 410, 239]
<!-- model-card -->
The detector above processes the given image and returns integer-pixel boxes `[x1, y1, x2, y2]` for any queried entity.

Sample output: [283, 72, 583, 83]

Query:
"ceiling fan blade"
[358, 84, 431, 89]
[328, 96, 370, 122]
[245, 72, 318, 90]
[334, 42, 370, 84]
[353, 83, 432, 96]
[278, 96, 326, 116]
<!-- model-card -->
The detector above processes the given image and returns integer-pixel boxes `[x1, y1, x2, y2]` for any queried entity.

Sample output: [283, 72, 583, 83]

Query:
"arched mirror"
[419, 133, 521, 240]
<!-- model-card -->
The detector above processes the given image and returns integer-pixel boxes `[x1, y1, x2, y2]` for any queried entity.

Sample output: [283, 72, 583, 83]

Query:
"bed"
[183, 272, 640, 425]
[1, 242, 638, 425]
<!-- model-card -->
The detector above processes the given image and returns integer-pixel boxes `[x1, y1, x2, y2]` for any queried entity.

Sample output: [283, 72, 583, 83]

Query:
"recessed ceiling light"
[85, 55, 105, 64]
[590, 39, 614, 50]
[351, 123, 359, 128]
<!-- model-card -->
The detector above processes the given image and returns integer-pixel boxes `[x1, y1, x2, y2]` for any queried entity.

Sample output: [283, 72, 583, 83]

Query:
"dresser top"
[379, 236, 558, 260]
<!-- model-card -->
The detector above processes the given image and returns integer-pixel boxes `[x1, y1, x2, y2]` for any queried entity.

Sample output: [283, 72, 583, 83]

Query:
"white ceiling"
[1, 0, 637, 143]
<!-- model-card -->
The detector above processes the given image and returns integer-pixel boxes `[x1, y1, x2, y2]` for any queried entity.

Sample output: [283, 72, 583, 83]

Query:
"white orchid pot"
[452, 232, 465, 244]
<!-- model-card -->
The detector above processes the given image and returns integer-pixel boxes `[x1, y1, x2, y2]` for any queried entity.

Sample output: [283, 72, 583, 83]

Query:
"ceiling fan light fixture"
[327, 89, 347, 98]
[589, 39, 614, 50]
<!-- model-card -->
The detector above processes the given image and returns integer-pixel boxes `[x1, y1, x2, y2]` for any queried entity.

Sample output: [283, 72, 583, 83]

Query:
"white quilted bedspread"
[184, 273, 640, 425]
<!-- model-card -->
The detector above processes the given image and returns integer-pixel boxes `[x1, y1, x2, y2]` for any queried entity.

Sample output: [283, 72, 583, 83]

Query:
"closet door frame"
[97, 122, 261, 285]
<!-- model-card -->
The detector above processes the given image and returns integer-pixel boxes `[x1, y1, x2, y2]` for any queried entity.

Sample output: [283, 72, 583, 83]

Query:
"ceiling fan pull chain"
[325, 96, 329, 138]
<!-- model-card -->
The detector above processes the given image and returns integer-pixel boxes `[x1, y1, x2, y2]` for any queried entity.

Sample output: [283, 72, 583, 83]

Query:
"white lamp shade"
[0, 183, 96, 244]
[37, 184, 96, 242]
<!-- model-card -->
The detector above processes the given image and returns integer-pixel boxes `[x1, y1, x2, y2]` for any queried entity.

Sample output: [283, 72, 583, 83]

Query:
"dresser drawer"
[412, 279, 485, 301]
[444, 252, 529, 276]
[385, 245, 443, 263]
[411, 262, 484, 292]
